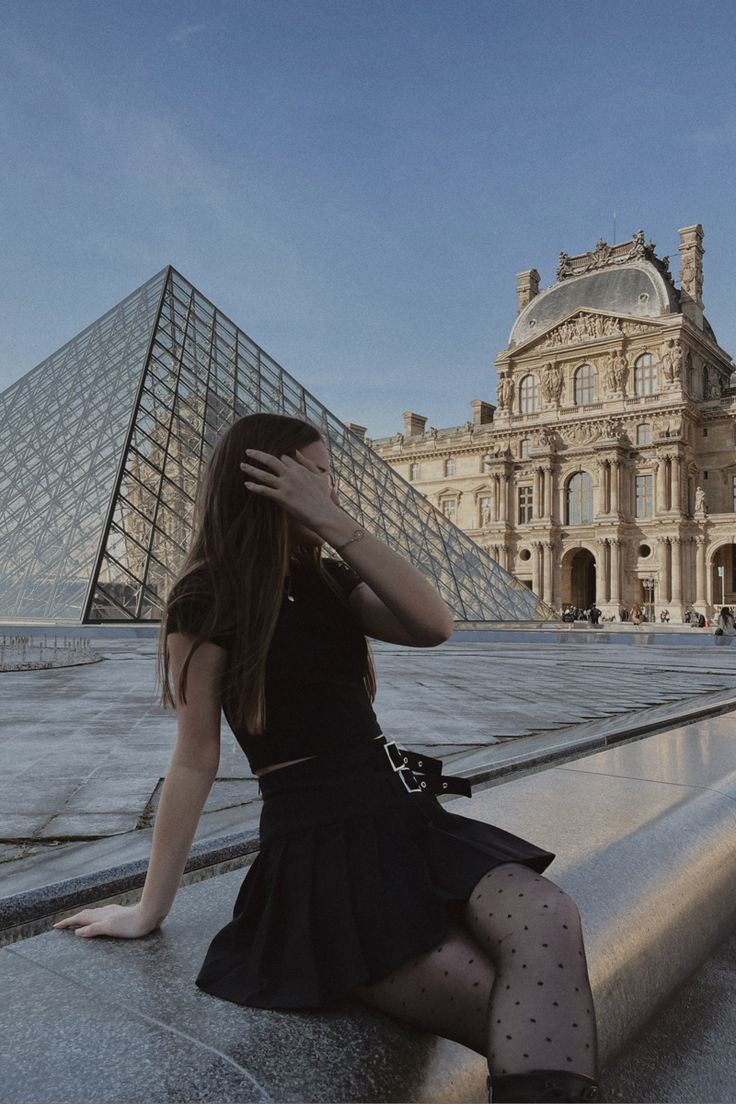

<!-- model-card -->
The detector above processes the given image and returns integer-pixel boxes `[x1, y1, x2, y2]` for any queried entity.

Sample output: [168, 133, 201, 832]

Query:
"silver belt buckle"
[383, 740, 422, 793]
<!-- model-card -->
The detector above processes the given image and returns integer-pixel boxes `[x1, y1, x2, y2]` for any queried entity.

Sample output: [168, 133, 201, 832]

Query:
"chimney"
[516, 269, 540, 315]
[678, 224, 704, 329]
[402, 411, 427, 437]
[346, 422, 367, 441]
[471, 399, 496, 426]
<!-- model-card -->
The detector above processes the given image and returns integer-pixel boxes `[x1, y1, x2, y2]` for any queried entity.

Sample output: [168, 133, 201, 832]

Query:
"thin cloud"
[169, 22, 215, 47]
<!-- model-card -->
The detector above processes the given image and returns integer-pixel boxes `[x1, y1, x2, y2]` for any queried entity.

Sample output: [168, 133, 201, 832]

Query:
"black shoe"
[490, 1068, 600, 1103]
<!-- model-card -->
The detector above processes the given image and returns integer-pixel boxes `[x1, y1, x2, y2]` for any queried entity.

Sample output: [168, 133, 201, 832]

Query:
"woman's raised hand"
[239, 449, 342, 531]
[52, 903, 161, 939]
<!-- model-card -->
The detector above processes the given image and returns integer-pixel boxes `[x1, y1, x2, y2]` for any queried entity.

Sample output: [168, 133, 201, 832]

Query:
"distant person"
[715, 607, 736, 637]
[588, 604, 601, 626]
[697, 613, 706, 628]
[51, 412, 600, 1104]
[621, 607, 629, 622]
[631, 605, 642, 627]
[659, 609, 670, 624]
[684, 609, 692, 625]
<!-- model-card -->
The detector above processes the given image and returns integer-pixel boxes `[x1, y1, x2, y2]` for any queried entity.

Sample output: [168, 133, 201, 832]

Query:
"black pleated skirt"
[194, 740, 556, 1010]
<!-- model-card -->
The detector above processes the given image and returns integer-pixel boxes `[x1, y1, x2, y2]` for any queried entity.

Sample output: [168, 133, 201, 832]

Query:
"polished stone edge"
[0, 831, 258, 937]
[4, 691, 736, 941]
[451, 624, 728, 646]
[457, 690, 736, 787]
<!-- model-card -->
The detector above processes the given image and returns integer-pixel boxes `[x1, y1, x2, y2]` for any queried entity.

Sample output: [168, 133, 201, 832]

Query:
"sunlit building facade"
[370, 226, 736, 621]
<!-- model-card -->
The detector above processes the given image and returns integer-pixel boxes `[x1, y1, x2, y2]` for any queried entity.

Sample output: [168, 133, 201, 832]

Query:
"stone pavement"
[3, 625, 736, 906]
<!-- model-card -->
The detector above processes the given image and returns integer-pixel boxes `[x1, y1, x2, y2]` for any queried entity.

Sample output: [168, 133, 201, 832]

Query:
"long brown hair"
[156, 412, 377, 734]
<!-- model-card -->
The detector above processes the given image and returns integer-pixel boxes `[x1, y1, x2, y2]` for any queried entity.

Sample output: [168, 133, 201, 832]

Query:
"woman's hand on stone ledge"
[52, 902, 162, 939]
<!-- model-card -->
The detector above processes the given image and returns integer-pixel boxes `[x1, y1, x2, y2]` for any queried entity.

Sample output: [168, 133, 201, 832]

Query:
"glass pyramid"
[0, 266, 554, 624]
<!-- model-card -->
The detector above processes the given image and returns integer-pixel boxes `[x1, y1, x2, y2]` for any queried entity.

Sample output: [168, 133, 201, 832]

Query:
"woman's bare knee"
[352, 921, 495, 1054]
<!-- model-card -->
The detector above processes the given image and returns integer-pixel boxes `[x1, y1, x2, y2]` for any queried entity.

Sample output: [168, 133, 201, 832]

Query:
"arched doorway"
[561, 548, 596, 608]
[710, 543, 736, 609]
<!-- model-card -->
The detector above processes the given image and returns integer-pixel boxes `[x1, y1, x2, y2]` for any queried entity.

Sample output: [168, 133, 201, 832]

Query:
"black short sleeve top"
[165, 557, 382, 772]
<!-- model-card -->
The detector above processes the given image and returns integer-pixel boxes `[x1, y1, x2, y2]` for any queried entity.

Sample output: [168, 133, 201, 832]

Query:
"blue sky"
[2, 0, 735, 438]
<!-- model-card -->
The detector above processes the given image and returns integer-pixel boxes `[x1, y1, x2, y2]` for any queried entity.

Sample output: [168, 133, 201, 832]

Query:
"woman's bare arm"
[138, 634, 226, 924]
[54, 634, 227, 937]
[240, 446, 455, 647]
[319, 511, 455, 646]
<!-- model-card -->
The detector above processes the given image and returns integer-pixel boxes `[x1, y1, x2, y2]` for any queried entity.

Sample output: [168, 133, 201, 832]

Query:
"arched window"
[573, 364, 596, 405]
[519, 374, 539, 414]
[566, 471, 594, 524]
[444, 457, 456, 477]
[409, 462, 421, 480]
[634, 353, 658, 396]
[519, 438, 530, 459]
[636, 423, 652, 446]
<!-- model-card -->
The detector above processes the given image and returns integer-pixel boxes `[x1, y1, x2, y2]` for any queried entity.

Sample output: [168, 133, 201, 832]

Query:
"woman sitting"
[714, 607, 736, 637]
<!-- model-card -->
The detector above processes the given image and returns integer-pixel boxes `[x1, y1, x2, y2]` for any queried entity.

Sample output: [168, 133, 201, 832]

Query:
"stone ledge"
[2, 713, 736, 1101]
[3, 692, 736, 944]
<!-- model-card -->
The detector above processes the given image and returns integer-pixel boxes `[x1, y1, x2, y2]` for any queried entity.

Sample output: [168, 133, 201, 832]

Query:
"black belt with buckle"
[374, 735, 472, 798]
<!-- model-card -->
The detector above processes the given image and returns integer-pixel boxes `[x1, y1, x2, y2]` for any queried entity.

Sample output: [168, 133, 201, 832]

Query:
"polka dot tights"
[352, 862, 599, 1083]
[465, 863, 598, 1080]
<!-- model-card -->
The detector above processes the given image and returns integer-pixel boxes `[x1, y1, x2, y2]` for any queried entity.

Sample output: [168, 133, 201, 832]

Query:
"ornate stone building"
[367, 225, 736, 621]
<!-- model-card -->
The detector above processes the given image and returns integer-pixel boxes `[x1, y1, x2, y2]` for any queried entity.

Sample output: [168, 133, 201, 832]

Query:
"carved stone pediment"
[560, 421, 603, 447]
[560, 415, 627, 448]
[513, 309, 664, 355]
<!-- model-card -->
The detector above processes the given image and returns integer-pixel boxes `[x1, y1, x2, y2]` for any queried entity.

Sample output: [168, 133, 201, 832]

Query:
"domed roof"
[509, 261, 680, 347]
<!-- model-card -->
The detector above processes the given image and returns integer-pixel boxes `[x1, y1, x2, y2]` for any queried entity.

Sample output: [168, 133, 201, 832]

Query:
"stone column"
[601, 539, 611, 603]
[533, 469, 541, 519]
[682, 538, 692, 608]
[546, 466, 556, 523]
[532, 541, 542, 595]
[610, 539, 621, 605]
[658, 537, 671, 604]
[543, 542, 554, 606]
[610, 459, 620, 515]
[594, 462, 605, 519]
[675, 454, 684, 514]
[656, 459, 667, 514]
[696, 537, 707, 604]
[671, 538, 683, 603]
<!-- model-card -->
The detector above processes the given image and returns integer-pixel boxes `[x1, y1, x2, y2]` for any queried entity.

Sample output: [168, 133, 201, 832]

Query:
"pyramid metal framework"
[0, 267, 554, 624]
